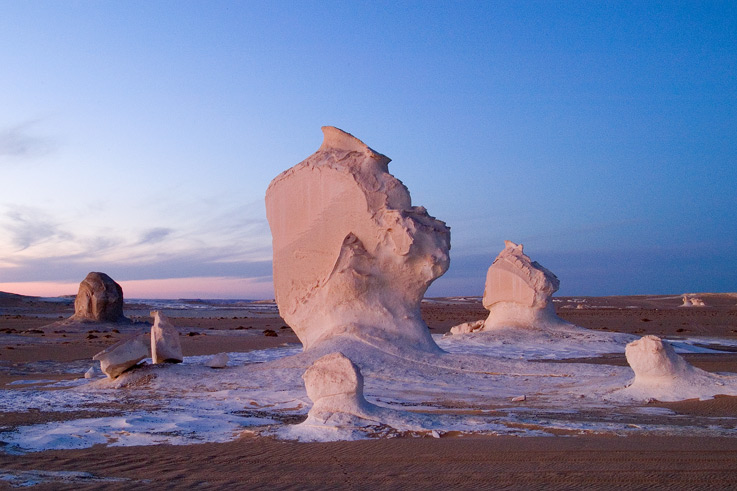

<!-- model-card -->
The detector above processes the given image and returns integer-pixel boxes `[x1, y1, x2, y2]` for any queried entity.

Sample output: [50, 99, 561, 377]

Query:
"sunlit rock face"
[72, 272, 127, 323]
[265, 127, 450, 352]
[93, 332, 150, 379]
[480, 241, 567, 330]
[150, 311, 183, 364]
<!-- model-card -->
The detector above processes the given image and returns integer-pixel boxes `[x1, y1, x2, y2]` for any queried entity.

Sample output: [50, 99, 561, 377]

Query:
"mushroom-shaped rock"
[626, 335, 694, 382]
[282, 352, 434, 440]
[302, 352, 369, 420]
[93, 332, 150, 379]
[620, 335, 737, 401]
[480, 241, 568, 330]
[206, 352, 229, 368]
[265, 127, 450, 352]
[150, 311, 183, 364]
[71, 272, 128, 323]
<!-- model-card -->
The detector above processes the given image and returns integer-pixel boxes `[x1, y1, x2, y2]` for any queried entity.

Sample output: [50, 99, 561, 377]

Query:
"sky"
[1, 1, 735, 299]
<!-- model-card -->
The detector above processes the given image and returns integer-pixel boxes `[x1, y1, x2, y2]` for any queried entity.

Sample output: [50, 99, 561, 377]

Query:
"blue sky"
[1, 1, 735, 298]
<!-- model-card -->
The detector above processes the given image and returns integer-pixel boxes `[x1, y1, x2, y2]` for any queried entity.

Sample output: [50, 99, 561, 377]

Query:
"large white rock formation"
[265, 126, 450, 352]
[71, 272, 128, 323]
[150, 311, 183, 364]
[450, 241, 570, 334]
[620, 335, 737, 401]
[93, 332, 151, 379]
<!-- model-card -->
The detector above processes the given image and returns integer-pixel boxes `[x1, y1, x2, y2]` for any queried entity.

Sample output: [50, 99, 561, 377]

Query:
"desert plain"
[0, 291, 736, 489]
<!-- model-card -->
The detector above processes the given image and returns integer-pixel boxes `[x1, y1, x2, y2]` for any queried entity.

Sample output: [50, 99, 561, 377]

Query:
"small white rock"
[206, 352, 229, 368]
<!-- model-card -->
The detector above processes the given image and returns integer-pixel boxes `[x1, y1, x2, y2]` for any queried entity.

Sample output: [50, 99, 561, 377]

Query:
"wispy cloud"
[0, 192, 277, 300]
[0, 248, 273, 284]
[0, 200, 274, 285]
[0, 121, 56, 162]
[138, 227, 174, 245]
[3, 205, 72, 251]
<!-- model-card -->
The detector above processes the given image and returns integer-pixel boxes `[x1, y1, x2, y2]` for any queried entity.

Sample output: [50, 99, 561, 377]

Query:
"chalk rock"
[681, 295, 705, 307]
[206, 352, 229, 368]
[621, 335, 737, 401]
[150, 311, 183, 364]
[480, 241, 568, 330]
[93, 332, 150, 379]
[302, 352, 371, 421]
[626, 335, 694, 382]
[265, 126, 450, 352]
[71, 272, 128, 322]
[484, 241, 558, 310]
[448, 320, 484, 335]
[281, 352, 433, 441]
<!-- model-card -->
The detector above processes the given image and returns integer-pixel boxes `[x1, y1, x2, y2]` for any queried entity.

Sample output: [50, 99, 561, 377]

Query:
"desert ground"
[1, 292, 737, 489]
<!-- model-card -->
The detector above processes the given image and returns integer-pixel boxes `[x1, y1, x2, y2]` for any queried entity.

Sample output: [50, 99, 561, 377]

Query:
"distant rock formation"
[265, 126, 450, 352]
[681, 295, 706, 307]
[450, 241, 570, 334]
[71, 272, 128, 323]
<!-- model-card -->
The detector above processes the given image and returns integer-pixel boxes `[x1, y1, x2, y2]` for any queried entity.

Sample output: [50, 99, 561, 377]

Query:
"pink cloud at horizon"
[0, 276, 275, 300]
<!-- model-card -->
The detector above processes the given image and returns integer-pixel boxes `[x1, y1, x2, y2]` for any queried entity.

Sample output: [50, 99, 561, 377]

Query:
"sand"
[3, 436, 737, 489]
[1, 292, 737, 489]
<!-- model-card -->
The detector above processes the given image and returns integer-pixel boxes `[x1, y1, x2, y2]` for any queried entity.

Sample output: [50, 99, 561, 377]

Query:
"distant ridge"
[0, 291, 36, 300]
[0, 291, 74, 305]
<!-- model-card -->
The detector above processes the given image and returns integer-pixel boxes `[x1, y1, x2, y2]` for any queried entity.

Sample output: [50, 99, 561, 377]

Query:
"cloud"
[0, 250, 273, 284]
[2, 206, 72, 251]
[0, 121, 56, 162]
[138, 227, 174, 244]
[0, 199, 276, 292]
